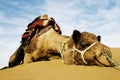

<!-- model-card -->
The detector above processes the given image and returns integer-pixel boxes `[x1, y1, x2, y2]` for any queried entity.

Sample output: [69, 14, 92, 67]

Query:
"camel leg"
[63, 52, 74, 65]
[9, 45, 24, 67]
[23, 53, 33, 64]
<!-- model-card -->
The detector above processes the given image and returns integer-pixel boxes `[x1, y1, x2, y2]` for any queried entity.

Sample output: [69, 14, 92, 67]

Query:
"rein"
[103, 49, 120, 67]
[60, 39, 69, 63]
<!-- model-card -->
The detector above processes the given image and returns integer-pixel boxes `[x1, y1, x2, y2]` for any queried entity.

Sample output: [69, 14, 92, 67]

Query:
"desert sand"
[0, 48, 120, 80]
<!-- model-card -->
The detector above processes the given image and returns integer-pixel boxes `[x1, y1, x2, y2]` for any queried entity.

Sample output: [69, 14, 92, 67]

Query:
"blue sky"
[0, 0, 120, 68]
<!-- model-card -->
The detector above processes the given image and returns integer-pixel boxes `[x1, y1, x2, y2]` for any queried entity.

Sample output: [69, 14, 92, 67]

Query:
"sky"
[0, 0, 120, 68]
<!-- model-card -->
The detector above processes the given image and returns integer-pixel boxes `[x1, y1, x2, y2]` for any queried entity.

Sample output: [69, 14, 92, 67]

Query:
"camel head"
[65, 30, 113, 67]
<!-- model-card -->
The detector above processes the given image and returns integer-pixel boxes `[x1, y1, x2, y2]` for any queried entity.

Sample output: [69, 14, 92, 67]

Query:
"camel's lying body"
[9, 26, 114, 67]
[23, 26, 68, 63]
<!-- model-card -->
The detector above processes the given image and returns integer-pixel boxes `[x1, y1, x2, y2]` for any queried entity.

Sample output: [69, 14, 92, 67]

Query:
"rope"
[103, 49, 120, 67]
[73, 42, 98, 64]
[60, 39, 69, 63]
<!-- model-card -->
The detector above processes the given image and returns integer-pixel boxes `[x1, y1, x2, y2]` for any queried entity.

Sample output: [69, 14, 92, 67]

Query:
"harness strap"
[60, 39, 69, 63]
[37, 26, 53, 36]
[72, 42, 98, 64]
[103, 49, 120, 67]
[60, 40, 98, 64]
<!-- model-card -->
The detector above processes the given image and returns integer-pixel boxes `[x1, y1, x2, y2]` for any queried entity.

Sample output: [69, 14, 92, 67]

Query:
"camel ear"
[97, 35, 101, 42]
[72, 30, 81, 44]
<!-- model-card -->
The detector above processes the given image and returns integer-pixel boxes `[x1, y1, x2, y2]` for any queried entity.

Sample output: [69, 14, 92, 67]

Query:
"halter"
[60, 40, 120, 67]
[71, 42, 98, 64]
[60, 39, 98, 64]
[73, 43, 120, 67]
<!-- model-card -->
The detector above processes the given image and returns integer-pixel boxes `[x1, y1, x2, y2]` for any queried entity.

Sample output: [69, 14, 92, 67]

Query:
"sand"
[0, 48, 120, 80]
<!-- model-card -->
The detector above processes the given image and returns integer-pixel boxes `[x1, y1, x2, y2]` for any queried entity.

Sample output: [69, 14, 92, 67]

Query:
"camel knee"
[24, 54, 34, 64]
[9, 55, 16, 63]
[9, 55, 17, 67]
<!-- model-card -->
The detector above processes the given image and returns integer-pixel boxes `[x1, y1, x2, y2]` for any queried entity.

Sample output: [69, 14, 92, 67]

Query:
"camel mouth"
[94, 55, 114, 67]
[94, 49, 116, 67]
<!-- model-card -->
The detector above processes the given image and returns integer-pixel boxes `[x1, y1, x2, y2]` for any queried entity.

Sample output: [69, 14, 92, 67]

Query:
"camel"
[9, 25, 114, 67]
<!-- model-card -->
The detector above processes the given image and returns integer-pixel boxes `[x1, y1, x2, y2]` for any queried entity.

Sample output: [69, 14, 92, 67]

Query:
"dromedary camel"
[9, 25, 115, 67]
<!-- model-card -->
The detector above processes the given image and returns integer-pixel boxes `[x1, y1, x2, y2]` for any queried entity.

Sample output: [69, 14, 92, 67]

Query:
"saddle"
[21, 26, 54, 47]
[21, 18, 61, 46]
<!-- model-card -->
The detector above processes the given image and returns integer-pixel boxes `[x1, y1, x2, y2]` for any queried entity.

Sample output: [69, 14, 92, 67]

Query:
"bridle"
[72, 43, 120, 67]
[102, 49, 120, 67]
[60, 39, 98, 64]
[71, 42, 98, 64]
[60, 39, 120, 68]
[60, 39, 69, 63]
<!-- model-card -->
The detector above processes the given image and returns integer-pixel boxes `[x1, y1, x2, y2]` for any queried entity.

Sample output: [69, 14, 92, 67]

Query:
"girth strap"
[37, 25, 53, 36]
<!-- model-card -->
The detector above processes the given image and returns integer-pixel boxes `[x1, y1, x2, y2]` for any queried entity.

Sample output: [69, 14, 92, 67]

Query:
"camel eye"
[81, 43, 90, 48]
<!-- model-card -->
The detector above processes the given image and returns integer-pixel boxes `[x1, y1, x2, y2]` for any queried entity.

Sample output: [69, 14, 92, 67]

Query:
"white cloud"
[0, 15, 29, 26]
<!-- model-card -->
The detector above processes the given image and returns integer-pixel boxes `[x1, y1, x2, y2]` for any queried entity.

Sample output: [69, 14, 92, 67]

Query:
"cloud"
[41, 0, 120, 48]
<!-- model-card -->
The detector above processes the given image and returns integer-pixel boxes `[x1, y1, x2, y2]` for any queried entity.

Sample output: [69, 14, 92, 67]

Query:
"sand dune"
[0, 48, 120, 80]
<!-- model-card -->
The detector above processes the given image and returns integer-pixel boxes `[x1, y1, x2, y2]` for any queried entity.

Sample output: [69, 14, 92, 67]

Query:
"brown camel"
[9, 26, 114, 67]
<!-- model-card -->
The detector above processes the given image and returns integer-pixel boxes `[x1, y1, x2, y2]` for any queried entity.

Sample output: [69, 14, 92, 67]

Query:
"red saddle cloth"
[22, 19, 44, 39]
[22, 32, 31, 38]
[28, 19, 43, 30]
